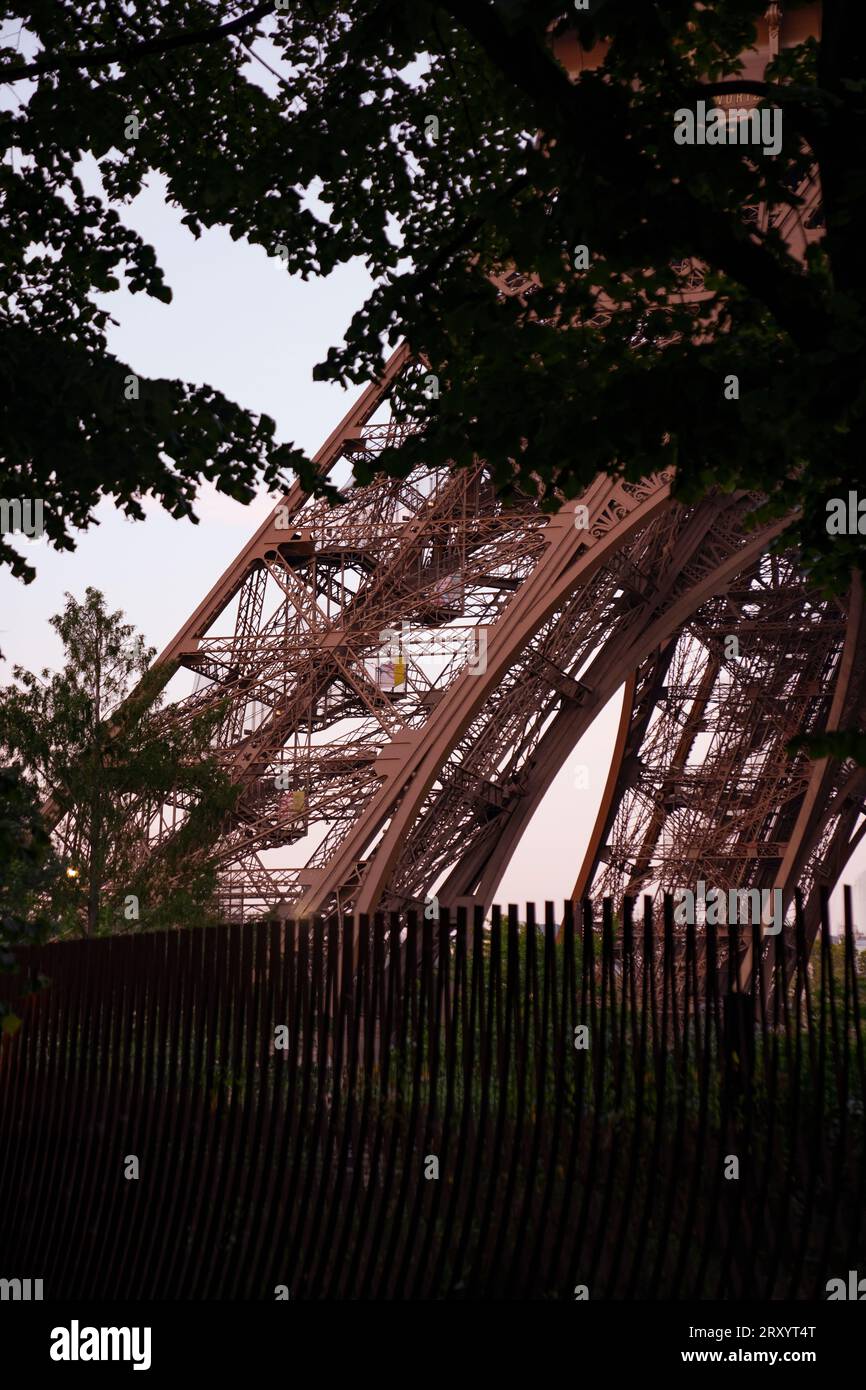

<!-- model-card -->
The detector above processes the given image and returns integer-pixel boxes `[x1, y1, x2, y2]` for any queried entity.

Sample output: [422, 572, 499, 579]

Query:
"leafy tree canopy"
[1, 0, 863, 592]
[0, 761, 55, 1033]
[0, 587, 235, 935]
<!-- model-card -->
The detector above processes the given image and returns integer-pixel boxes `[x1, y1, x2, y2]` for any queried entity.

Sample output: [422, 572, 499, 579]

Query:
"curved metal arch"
[423, 498, 791, 909]
[295, 474, 677, 915]
[346, 503, 792, 916]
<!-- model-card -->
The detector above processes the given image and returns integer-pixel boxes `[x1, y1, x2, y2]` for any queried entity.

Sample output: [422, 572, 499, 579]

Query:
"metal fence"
[1, 890, 864, 1300]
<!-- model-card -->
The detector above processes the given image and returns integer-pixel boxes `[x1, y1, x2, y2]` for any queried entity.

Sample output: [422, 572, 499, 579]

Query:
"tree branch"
[436, 0, 831, 350]
[403, 171, 533, 302]
[0, 1, 274, 82]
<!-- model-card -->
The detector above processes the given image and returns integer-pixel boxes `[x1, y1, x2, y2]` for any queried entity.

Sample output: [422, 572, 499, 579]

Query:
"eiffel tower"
[64, 346, 862, 942]
[47, 3, 864, 946]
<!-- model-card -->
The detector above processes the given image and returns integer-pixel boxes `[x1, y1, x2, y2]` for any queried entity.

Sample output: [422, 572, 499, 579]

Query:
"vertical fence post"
[2, 891, 865, 1301]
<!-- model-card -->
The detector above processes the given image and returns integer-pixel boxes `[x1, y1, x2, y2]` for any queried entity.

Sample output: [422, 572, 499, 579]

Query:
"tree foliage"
[0, 761, 55, 1033]
[0, 587, 235, 934]
[2, 2, 863, 586]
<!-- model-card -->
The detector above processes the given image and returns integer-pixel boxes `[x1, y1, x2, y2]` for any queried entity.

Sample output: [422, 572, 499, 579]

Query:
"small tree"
[0, 762, 55, 1033]
[0, 587, 235, 936]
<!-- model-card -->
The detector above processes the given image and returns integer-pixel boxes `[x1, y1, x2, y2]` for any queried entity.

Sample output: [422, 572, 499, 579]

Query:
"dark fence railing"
[1, 890, 864, 1300]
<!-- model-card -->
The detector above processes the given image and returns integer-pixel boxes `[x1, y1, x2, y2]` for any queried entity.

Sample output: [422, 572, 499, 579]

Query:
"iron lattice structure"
[48, 4, 864, 944]
[130, 436, 864, 943]
[77, 371, 864, 941]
